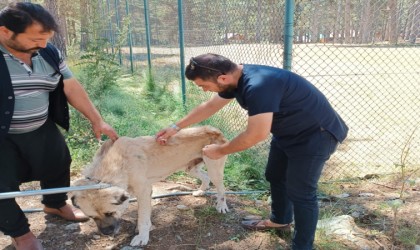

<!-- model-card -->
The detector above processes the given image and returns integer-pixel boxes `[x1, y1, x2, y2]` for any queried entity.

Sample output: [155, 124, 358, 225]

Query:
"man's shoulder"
[39, 43, 61, 70]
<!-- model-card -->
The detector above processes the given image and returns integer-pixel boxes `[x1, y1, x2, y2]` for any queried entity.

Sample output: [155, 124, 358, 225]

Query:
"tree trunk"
[408, 0, 419, 44]
[311, 1, 320, 43]
[44, 0, 67, 56]
[80, 0, 89, 51]
[404, 1, 414, 41]
[387, 0, 398, 44]
[359, 0, 372, 44]
[344, 0, 352, 43]
[334, 0, 343, 44]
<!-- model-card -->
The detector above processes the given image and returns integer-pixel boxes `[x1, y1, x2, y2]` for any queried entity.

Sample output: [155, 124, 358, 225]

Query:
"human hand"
[92, 120, 118, 141]
[155, 127, 178, 145]
[202, 144, 225, 159]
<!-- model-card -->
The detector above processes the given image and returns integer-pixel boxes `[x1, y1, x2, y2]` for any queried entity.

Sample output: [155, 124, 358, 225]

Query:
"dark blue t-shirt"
[219, 64, 348, 143]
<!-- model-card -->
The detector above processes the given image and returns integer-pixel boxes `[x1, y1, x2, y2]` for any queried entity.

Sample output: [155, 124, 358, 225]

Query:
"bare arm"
[63, 77, 118, 141]
[203, 112, 273, 159]
[155, 94, 232, 143]
[177, 94, 232, 128]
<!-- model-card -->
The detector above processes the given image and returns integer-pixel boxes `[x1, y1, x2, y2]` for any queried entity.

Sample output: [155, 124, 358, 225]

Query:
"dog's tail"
[204, 125, 228, 145]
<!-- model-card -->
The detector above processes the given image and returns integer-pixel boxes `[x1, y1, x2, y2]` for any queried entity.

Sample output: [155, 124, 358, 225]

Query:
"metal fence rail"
[100, 0, 420, 180]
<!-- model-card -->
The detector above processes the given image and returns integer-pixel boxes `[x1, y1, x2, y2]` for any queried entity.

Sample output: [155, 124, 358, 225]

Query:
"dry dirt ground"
[1, 175, 419, 250]
[0, 178, 288, 250]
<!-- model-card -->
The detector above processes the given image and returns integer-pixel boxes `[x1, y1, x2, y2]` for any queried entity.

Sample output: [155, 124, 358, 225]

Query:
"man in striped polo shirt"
[0, 2, 118, 249]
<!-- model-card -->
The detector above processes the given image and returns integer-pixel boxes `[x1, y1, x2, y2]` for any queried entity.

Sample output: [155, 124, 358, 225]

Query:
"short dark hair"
[185, 53, 237, 81]
[0, 2, 58, 34]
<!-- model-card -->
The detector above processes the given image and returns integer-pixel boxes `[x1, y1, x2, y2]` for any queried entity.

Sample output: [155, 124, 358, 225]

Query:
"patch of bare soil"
[0, 179, 287, 250]
[319, 177, 420, 249]
[2, 176, 419, 250]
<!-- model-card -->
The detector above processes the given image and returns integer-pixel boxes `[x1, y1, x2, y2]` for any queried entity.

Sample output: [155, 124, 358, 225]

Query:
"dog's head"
[70, 179, 130, 235]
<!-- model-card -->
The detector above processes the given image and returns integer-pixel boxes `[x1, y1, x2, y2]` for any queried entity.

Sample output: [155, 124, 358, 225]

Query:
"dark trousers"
[0, 119, 71, 237]
[265, 129, 338, 250]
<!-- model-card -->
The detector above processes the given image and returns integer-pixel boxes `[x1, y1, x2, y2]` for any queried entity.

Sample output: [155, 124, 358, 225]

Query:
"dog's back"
[83, 125, 227, 186]
[166, 125, 227, 145]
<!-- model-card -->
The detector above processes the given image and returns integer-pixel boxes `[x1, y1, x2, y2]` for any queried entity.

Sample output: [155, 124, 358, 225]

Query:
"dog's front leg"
[130, 185, 153, 247]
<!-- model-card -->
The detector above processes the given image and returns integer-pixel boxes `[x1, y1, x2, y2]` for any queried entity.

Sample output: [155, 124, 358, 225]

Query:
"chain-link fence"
[5, 0, 417, 180]
[101, 0, 420, 180]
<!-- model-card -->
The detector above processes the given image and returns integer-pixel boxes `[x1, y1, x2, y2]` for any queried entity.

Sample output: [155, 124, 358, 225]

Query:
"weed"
[229, 234, 242, 242]
[388, 127, 419, 243]
[396, 225, 420, 247]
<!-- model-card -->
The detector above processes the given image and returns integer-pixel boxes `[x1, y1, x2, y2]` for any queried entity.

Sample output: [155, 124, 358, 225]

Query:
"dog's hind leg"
[203, 155, 229, 213]
[187, 162, 211, 196]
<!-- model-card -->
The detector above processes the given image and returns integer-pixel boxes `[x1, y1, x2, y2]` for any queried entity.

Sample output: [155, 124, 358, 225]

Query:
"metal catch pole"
[0, 183, 112, 200]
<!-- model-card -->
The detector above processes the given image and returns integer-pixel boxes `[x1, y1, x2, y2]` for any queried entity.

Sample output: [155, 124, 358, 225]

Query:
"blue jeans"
[265, 129, 338, 250]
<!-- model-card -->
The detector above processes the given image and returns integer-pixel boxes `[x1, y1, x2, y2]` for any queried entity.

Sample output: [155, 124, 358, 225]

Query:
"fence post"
[114, 0, 123, 65]
[283, 0, 294, 71]
[143, 0, 152, 77]
[125, 0, 134, 73]
[178, 0, 186, 107]
[106, 0, 115, 54]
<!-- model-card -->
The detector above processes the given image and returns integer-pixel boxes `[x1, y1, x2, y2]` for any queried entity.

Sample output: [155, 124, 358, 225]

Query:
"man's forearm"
[219, 130, 266, 155]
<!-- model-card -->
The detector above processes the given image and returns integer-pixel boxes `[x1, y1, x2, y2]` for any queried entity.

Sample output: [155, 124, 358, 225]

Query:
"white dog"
[70, 126, 229, 246]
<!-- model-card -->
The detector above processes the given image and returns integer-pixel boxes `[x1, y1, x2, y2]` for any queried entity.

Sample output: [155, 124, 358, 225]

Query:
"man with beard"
[155, 53, 348, 250]
[0, 2, 118, 249]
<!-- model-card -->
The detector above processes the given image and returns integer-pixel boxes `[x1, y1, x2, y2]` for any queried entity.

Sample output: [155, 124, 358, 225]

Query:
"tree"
[344, 0, 352, 43]
[45, 0, 67, 56]
[387, 0, 398, 44]
[408, 0, 419, 43]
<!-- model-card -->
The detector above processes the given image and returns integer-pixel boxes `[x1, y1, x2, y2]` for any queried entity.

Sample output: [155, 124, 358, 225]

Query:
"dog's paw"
[192, 190, 205, 196]
[130, 234, 149, 247]
[216, 202, 229, 214]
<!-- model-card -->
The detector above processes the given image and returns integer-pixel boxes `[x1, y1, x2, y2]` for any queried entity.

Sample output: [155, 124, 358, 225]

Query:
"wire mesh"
[178, 0, 419, 180]
[98, 0, 420, 180]
[61, 0, 420, 180]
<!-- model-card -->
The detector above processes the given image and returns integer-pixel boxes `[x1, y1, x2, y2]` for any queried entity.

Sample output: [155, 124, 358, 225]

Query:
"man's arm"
[203, 112, 273, 159]
[155, 94, 232, 144]
[63, 77, 118, 141]
[177, 94, 232, 128]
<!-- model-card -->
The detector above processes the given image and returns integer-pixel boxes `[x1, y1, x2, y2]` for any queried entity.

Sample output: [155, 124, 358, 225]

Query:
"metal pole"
[143, 0, 152, 77]
[125, 0, 134, 73]
[0, 184, 112, 200]
[115, 0, 123, 65]
[22, 190, 266, 213]
[178, 0, 186, 107]
[106, 0, 115, 54]
[283, 0, 295, 71]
